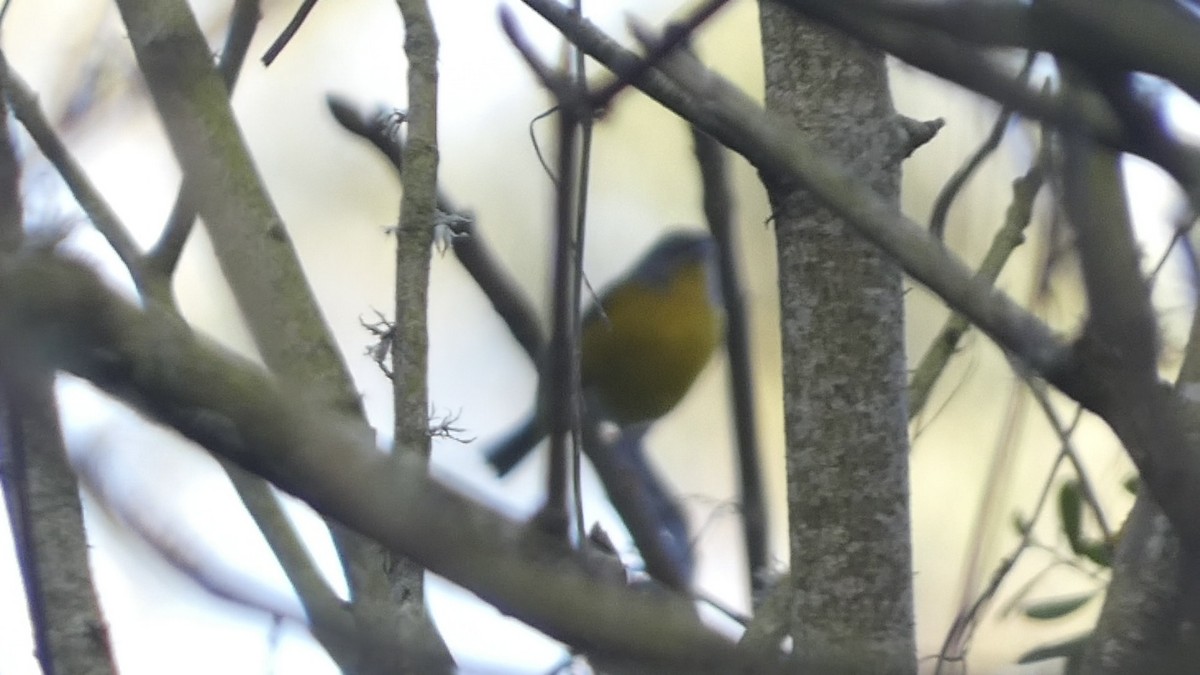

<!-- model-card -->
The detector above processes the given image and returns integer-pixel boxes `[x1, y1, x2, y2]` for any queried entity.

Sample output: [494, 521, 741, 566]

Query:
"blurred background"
[1, 0, 1194, 672]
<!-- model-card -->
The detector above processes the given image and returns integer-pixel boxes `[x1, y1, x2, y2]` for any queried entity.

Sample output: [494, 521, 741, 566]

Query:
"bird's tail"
[485, 414, 547, 477]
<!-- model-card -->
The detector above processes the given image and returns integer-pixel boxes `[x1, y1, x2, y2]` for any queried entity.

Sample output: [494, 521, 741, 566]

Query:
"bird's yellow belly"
[580, 264, 722, 424]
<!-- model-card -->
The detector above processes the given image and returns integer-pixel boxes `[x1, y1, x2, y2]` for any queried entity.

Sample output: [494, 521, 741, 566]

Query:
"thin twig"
[935, 406, 1085, 672]
[568, 0, 592, 545]
[326, 96, 405, 172]
[502, 8, 698, 589]
[387, 0, 452, 663]
[0, 53, 144, 285]
[690, 123, 768, 597]
[938, 377, 1028, 671]
[449, 216, 547, 360]
[589, 0, 734, 110]
[501, 7, 579, 539]
[391, 0, 440, 466]
[929, 51, 1036, 240]
[325, 95, 548, 367]
[262, 0, 320, 66]
[529, 105, 561, 184]
[909, 143, 1047, 419]
[1025, 378, 1113, 541]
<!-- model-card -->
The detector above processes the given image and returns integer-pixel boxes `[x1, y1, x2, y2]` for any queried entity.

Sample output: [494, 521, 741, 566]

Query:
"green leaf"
[1023, 592, 1096, 620]
[1018, 632, 1091, 666]
[1059, 480, 1084, 554]
[1123, 475, 1140, 495]
[1080, 539, 1114, 568]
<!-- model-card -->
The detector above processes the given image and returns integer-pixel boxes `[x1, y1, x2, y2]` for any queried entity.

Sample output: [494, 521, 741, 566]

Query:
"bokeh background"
[1, 0, 1193, 672]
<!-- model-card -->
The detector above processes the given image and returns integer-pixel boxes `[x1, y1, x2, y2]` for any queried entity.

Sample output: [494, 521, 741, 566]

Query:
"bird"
[486, 229, 724, 476]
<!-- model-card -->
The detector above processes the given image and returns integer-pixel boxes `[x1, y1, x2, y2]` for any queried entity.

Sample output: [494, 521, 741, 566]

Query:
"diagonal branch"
[0, 54, 144, 284]
[112, 3, 412, 668]
[145, 0, 261, 291]
[909, 143, 1047, 419]
[929, 52, 1036, 240]
[772, 2, 1126, 149]
[0, 254, 769, 673]
[776, 1, 1200, 215]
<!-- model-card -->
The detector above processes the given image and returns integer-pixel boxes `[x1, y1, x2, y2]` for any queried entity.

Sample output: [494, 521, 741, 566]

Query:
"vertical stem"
[388, 1, 454, 670]
[758, 4, 916, 672]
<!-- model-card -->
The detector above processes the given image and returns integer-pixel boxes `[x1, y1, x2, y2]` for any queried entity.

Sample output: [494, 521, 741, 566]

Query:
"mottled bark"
[758, 4, 916, 672]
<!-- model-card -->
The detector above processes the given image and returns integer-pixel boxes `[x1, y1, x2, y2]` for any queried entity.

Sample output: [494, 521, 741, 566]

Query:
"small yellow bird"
[487, 230, 724, 475]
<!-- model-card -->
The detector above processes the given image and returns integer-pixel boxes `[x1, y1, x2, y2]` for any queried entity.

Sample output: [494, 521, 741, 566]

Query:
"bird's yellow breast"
[580, 262, 723, 424]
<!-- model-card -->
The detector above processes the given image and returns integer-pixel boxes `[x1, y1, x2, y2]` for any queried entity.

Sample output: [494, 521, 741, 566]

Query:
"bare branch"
[262, 0, 320, 66]
[909, 143, 1046, 419]
[930, 52, 1036, 240]
[690, 123, 768, 597]
[773, 2, 1126, 149]
[326, 96, 547, 363]
[935, 406, 1084, 671]
[112, 4, 426, 668]
[388, 0, 452, 666]
[590, 0, 734, 109]
[391, 0, 439, 463]
[0, 255, 767, 673]
[145, 0, 262, 291]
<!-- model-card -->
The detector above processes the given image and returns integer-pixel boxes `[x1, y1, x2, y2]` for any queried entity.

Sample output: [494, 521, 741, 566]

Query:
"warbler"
[487, 230, 724, 476]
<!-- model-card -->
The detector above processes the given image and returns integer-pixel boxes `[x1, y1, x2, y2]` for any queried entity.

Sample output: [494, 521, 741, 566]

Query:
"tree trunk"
[758, 4, 916, 672]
